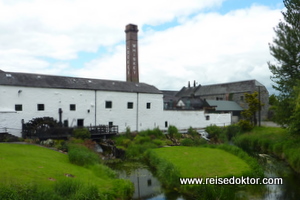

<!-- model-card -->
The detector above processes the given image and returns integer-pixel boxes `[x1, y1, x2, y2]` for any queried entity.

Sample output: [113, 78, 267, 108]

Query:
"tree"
[241, 91, 264, 126]
[268, 0, 300, 126]
[289, 81, 300, 133]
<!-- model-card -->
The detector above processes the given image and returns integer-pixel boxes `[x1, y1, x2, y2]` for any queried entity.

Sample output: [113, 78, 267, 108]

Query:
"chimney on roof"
[125, 24, 139, 83]
[193, 80, 196, 87]
[188, 81, 191, 88]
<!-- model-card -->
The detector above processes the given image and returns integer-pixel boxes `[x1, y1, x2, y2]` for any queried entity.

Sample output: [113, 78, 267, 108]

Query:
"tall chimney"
[125, 24, 139, 83]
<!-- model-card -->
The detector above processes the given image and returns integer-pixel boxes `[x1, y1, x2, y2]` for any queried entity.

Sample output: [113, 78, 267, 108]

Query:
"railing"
[88, 125, 118, 135]
[23, 125, 118, 139]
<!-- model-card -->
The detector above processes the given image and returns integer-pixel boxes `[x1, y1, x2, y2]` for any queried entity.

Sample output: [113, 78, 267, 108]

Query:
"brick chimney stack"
[125, 24, 139, 83]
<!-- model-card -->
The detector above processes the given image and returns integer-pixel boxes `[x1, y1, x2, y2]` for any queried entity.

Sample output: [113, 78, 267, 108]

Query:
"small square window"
[77, 119, 84, 127]
[127, 102, 133, 109]
[70, 104, 76, 111]
[106, 101, 112, 108]
[206, 115, 210, 120]
[146, 102, 151, 109]
[37, 104, 45, 111]
[240, 96, 244, 101]
[15, 104, 22, 111]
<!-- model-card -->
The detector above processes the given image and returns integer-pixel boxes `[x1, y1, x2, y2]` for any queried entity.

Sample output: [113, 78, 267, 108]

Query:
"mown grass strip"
[152, 146, 251, 178]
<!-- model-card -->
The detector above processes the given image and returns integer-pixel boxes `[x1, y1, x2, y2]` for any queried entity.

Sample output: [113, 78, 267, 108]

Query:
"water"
[258, 154, 300, 200]
[109, 155, 300, 200]
[108, 162, 184, 200]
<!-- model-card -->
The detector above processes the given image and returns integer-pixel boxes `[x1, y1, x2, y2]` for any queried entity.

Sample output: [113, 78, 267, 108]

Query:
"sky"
[0, 0, 284, 94]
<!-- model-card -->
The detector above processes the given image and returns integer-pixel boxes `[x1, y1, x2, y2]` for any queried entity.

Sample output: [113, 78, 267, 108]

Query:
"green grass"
[0, 143, 133, 199]
[234, 126, 300, 173]
[152, 146, 251, 178]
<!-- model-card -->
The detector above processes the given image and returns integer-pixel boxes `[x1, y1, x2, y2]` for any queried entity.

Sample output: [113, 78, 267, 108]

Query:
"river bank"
[234, 126, 300, 173]
[0, 142, 133, 200]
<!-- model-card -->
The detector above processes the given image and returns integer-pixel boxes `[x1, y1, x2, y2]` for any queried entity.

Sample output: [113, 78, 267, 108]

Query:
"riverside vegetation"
[112, 125, 265, 199]
[0, 128, 134, 200]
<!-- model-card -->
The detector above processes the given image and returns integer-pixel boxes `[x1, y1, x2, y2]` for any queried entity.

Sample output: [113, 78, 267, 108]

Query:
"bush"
[125, 142, 157, 160]
[205, 125, 227, 143]
[168, 125, 178, 136]
[68, 143, 100, 166]
[133, 135, 151, 144]
[187, 127, 199, 138]
[73, 128, 91, 140]
[54, 140, 67, 151]
[181, 138, 194, 146]
[224, 124, 242, 140]
[237, 120, 254, 132]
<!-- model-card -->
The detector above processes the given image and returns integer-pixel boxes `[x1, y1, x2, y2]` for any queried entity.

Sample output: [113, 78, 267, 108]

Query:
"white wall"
[0, 85, 232, 137]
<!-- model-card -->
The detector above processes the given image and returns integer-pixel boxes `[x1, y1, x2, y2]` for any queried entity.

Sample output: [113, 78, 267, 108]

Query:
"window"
[127, 102, 133, 109]
[105, 101, 112, 108]
[15, 104, 22, 111]
[37, 104, 45, 111]
[146, 102, 151, 109]
[77, 119, 84, 127]
[206, 115, 210, 120]
[240, 96, 244, 101]
[70, 104, 76, 111]
[165, 121, 168, 128]
[63, 120, 69, 127]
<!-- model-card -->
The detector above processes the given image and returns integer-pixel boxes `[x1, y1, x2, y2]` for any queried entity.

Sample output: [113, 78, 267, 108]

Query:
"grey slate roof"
[206, 100, 244, 111]
[195, 80, 264, 96]
[0, 70, 162, 94]
[175, 86, 200, 97]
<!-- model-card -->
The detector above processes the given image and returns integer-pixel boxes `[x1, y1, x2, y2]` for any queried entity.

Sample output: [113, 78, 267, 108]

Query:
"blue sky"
[0, 0, 284, 94]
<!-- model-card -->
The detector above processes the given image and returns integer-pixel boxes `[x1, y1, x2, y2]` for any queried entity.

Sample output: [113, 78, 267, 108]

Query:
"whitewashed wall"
[0, 85, 232, 137]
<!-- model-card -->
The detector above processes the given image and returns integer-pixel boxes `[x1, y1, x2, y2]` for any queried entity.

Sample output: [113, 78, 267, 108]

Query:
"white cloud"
[0, 0, 282, 94]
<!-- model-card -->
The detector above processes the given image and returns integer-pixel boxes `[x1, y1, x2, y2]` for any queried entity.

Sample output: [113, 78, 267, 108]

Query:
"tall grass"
[68, 143, 101, 166]
[144, 149, 181, 189]
[205, 124, 242, 143]
[234, 126, 300, 173]
[0, 179, 127, 200]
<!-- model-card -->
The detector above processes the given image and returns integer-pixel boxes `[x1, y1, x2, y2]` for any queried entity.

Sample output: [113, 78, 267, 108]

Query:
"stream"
[108, 153, 300, 200]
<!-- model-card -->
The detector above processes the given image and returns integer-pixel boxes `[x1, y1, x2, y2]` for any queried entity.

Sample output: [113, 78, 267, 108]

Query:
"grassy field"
[0, 143, 133, 199]
[153, 146, 251, 178]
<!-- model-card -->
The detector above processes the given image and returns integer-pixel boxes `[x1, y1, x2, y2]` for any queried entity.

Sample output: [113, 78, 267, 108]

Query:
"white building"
[0, 70, 231, 137]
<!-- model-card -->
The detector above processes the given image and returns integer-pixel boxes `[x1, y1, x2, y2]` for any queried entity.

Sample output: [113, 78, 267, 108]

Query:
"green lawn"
[0, 143, 114, 190]
[153, 146, 251, 178]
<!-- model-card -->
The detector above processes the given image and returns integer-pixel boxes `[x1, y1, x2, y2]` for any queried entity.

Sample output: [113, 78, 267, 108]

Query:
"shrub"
[133, 135, 151, 144]
[68, 143, 100, 166]
[187, 127, 199, 138]
[205, 125, 227, 143]
[152, 139, 165, 146]
[73, 128, 91, 140]
[54, 140, 67, 151]
[193, 138, 207, 146]
[181, 138, 194, 146]
[125, 142, 158, 160]
[168, 125, 178, 136]
[237, 120, 254, 132]
[224, 124, 242, 140]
